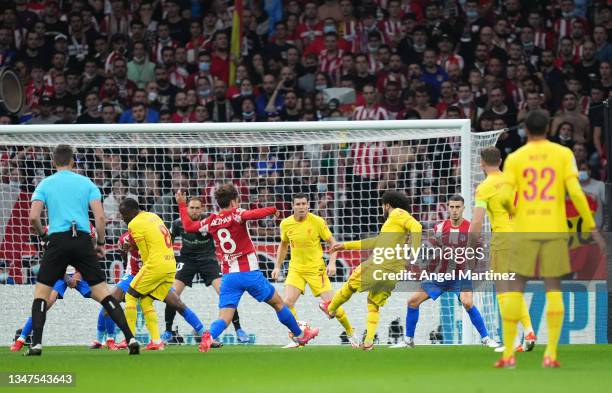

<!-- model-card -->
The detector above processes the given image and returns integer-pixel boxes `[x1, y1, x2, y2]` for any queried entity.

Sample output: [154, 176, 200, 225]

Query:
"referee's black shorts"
[36, 231, 106, 287]
[175, 255, 222, 287]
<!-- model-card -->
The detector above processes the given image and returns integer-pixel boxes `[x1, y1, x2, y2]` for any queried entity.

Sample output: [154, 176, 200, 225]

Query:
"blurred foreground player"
[496, 110, 603, 368]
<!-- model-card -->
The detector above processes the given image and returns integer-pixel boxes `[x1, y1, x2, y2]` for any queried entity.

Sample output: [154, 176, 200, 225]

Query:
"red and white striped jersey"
[118, 231, 142, 276]
[183, 206, 277, 274]
[318, 49, 344, 76]
[378, 19, 403, 44]
[534, 29, 553, 50]
[349, 142, 388, 179]
[352, 105, 389, 121]
[554, 17, 587, 39]
[428, 219, 471, 273]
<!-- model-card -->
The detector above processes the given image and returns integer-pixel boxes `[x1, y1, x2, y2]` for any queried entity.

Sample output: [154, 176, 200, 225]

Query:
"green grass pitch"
[2, 345, 612, 393]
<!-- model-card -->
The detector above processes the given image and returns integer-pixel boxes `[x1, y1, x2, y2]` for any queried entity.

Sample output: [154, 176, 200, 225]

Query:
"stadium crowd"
[0, 0, 609, 283]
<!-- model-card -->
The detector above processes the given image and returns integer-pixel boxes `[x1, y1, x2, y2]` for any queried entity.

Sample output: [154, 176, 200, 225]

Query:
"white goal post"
[0, 120, 503, 346]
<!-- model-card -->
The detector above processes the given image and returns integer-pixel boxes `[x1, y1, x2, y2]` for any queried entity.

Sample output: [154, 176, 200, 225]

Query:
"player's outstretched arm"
[175, 190, 204, 233]
[240, 206, 278, 221]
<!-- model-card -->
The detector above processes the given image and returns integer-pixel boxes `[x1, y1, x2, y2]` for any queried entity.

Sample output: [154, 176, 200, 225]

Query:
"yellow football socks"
[520, 295, 533, 333]
[501, 292, 522, 360]
[124, 293, 138, 335]
[545, 291, 564, 360]
[364, 303, 380, 345]
[140, 296, 160, 342]
[335, 306, 353, 336]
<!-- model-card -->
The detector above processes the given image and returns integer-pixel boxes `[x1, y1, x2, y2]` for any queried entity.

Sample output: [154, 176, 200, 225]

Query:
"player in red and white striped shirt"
[176, 184, 319, 352]
[391, 195, 499, 348]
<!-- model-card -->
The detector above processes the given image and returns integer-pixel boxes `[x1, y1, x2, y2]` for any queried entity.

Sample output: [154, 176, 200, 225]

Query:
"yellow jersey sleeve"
[474, 182, 491, 209]
[564, 148, 579, 180]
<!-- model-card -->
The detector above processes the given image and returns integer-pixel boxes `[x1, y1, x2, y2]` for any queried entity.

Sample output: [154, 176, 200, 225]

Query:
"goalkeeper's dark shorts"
[37, 231, 106, 287]
[175, 255, 222, 287]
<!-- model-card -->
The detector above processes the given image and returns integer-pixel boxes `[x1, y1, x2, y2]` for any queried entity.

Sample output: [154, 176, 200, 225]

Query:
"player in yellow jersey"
[119, 198, 206, 351]
[271, 193, 357, 348]
[468, 146, 536, 354]
[320, 190, 422, 350]
[495, 110, 601, 368]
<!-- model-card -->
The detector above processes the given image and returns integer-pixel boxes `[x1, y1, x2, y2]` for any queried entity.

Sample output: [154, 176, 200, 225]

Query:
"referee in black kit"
[25, 144, 139, 356]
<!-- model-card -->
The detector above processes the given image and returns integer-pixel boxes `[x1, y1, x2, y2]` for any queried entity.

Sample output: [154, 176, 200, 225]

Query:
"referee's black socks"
[31, 298, 47, 346]
[101, 295, 134, 341]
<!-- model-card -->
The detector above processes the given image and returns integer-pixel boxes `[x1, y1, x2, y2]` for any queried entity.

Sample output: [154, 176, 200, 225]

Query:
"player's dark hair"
[215, 183, 239, 208]
[53, 144, 74, 166]
[381, 190, 410, 211]
[119, 198, 140, 215]
[292, 193, 309, 202]
[524, 109, 549, 136]
[448, 194, 464, 204]
[480, 147, 501, 167]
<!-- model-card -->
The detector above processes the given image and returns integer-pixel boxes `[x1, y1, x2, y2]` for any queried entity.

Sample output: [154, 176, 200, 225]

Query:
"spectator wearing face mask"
[549, 121, 576, 150]
[577, 162, 605, 229]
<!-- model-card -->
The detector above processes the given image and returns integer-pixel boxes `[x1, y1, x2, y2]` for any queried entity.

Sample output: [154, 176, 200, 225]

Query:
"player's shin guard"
[209, 319, 228, 340]
[178, 307, 204, 335]
[365, 303, 380, 345]
[96, 309, 106, 342]
[545, 291, 564, 360]
[105, 314, 117, 340]
[277, 305, 302, 337]
[405, 307, 419, 338]
[501, 292, 522, 360]
[520, 295, 533, 333]
[466, 306, 489, 338]
[329, 283, 356, 314]
[103, 294, 134, 341]
[232, 309, 242, 331]
[164, 305, 177, 333]
[140, 297, 160, 342]
[335, 307, 353, 336]
[31, 298, 47, 346]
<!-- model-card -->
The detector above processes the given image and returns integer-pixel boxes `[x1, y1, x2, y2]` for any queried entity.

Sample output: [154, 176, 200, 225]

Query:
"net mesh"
[0, 122, 503, 345]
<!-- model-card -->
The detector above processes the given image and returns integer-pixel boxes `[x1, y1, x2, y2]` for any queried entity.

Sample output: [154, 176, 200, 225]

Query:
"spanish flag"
[229, 0, 243, 87]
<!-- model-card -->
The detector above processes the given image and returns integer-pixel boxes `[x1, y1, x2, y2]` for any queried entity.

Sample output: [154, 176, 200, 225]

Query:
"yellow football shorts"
[285, 268, 332, 297]
[511, 237, 570, 278]
[490, 248, 511, 274]
[130, 266, 175, 301]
